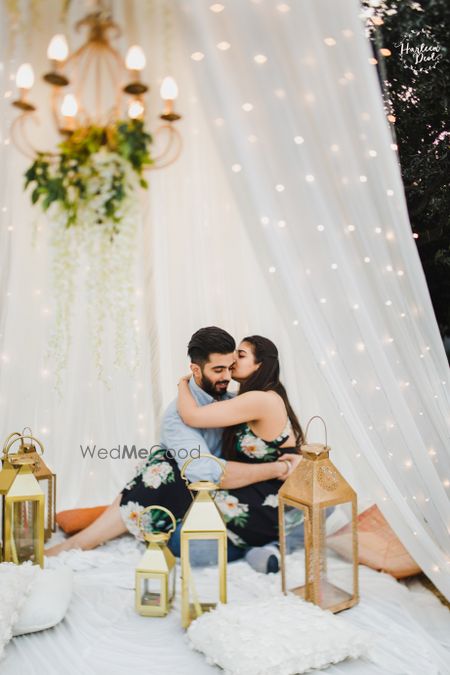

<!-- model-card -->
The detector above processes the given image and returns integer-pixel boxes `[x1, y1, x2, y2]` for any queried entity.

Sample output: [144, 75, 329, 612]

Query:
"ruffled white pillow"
[186, 593, 373, 675]
[0, 562, 38, 661]
[12, 566, 73, 636]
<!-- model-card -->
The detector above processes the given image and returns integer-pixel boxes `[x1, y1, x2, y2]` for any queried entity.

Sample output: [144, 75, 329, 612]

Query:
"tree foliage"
[363, 0, 449, 344]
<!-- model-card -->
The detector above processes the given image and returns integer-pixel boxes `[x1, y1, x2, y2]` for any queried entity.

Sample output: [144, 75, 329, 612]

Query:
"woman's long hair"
[222, 336, 304, 460]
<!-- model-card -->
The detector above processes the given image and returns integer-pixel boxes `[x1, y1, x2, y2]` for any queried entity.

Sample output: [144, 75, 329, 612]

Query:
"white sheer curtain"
[173, 0, 450, 598]
[0, 0, 449, 599]
[0, 2, 315, 508]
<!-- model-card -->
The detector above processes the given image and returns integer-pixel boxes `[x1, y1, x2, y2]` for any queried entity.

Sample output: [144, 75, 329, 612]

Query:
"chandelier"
[10, 4, 182, 167]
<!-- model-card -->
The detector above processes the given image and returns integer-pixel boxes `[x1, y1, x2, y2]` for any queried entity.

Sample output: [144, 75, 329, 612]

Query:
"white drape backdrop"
[0, 0, 449, 599]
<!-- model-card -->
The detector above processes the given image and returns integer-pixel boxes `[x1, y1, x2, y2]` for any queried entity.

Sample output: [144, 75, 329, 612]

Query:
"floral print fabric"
[119, 422, 302, 547]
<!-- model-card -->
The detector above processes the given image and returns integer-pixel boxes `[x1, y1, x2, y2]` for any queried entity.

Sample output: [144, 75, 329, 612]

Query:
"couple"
[46, 327, 305, 572]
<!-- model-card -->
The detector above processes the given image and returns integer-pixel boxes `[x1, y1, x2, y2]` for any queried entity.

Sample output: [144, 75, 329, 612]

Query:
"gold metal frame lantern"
[180, 455, 227, 629]
[135, 505, 177, 617]
[0, 432, 45, 567]
[7, 428, 56, 542]
[278, 416, 359, 613]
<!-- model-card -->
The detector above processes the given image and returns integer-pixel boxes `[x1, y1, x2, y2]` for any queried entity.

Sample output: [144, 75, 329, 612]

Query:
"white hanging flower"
[26, 119, 152, 394]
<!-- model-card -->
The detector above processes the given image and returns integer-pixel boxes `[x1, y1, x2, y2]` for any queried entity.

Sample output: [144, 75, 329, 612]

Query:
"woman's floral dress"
[119, 420, 303, 548]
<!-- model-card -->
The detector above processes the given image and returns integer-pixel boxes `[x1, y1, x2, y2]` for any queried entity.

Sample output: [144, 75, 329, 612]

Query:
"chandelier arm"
[103, 41, 125, 69]
[65, 41, 90, 68]
[151, 141, 182, 170]
[50, 87, 62, 136]
[103, 44, 125, 119]
[11, 114, 55, 160]
[147, 125, 182, 170]
[95, 47, 102, 119]
[74, 47, 94, 114]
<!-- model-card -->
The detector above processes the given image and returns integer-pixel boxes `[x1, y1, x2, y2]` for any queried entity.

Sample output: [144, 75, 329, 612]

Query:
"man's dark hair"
[187, 326, 235, 366]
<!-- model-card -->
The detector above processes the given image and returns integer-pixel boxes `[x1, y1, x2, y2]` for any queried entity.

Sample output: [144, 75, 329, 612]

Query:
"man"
[162, 326, 285, 572]
[160, 326, 236, 486]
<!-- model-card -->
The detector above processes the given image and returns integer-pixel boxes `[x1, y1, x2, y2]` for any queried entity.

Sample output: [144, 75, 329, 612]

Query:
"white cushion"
[186, 593, 372, 675]
[12, 566, 73, 636]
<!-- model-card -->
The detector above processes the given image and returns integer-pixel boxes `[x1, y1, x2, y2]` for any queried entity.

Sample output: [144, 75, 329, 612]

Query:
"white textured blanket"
[1, 534, 449, 674]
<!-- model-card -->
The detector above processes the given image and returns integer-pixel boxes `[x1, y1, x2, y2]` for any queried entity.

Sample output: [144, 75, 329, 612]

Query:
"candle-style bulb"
[16, 63, 35, 89]
[61, 93, 78, 117]
[128, 99, 145, 119]
[160, 76, 178, 101]
[126, 45, 146, 71]
[47, 34, 69, 62]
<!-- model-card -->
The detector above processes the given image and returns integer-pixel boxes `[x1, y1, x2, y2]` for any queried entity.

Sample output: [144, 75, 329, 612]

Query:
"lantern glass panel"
[11, 499, 40, 563]
[323, 502, 356, 602]
[39, 476, 50, 532]
[187, 537, 221, 611]
[140, 574, 163, 607]
[0, 494, 4, 558]
[283, 503, 306, 553]
[281, 503, 308, 592]
[168, 565, 176, 602]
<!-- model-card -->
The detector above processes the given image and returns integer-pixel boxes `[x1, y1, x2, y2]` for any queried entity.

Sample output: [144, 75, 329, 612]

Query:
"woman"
[176, 335, 304, 551]
[45, 335, 304, 563]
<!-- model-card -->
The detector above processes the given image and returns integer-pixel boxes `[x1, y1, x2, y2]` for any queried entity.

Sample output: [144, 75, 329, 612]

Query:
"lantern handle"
[3, 432, 45, 458]
[180, 453, 226, 485]
[303, 415, 328, 447]
[2, 432, 22, 455]
[138, 505, 177, 536]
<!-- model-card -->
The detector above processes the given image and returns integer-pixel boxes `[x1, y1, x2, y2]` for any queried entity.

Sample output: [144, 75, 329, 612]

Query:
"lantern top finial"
[301, 442, 330, 459]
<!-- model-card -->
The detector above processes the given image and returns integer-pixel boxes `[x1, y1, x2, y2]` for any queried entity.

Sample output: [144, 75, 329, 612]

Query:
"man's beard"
[200, 372, 230, 398]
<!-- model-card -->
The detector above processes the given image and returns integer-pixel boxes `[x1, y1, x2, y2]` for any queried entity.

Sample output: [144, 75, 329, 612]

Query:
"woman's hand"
[276, 453, 302, 480]
[177, 373, 192, 386]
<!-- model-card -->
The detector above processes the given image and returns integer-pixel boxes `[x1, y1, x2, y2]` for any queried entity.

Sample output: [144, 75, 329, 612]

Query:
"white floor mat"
[2, 533, 449, 675]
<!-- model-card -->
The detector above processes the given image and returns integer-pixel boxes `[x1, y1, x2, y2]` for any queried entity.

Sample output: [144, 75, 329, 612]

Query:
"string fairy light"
[3, 5, 446, 587]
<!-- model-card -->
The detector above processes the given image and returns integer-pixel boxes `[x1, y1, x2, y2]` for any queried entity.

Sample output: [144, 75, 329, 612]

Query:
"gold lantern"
[180, 455, 227, 629]
[9, 428, 56, 542]
[135, 505, 177, 617]
[278, 416, 359, 613]
[0, 433, 45, 567]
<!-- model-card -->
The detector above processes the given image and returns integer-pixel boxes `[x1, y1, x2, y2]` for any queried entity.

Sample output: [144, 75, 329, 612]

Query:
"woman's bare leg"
[45, 493, 128, 556]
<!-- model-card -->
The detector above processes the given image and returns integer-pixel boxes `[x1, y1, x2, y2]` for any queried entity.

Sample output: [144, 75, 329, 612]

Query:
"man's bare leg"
[45, 493, 128, 557]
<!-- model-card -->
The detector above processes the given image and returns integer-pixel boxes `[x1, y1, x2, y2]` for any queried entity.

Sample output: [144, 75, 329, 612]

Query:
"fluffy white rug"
[1, 534, 449, 674]
[0, 562, 39, 661]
